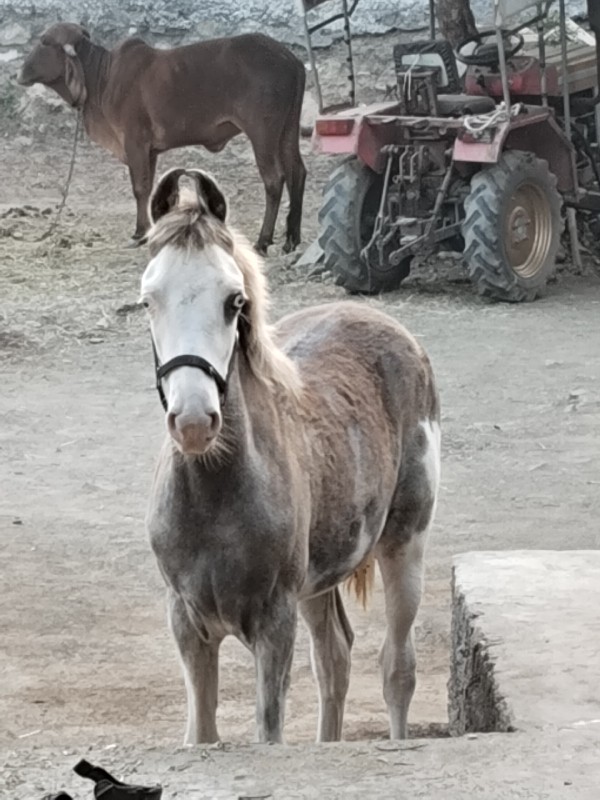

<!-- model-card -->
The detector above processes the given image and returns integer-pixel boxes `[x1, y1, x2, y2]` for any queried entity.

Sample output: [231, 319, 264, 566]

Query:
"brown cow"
[18, 23, 307, 253]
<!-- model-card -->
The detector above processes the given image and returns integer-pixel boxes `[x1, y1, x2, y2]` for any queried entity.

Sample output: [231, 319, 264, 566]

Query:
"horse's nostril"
[167, 410, 219, 441]
[167, 412, 178, 435]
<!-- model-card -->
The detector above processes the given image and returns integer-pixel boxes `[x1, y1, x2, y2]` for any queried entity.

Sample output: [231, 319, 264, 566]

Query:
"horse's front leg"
[168, 591, 222, 745]
[253, 598, 297, 743]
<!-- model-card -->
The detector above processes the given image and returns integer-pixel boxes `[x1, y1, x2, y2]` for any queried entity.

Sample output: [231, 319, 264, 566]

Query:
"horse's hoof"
[254, 241, 269, 256]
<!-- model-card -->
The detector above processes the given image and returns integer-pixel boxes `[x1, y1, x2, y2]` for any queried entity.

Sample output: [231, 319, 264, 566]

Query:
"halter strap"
[152, 341, 228, 411]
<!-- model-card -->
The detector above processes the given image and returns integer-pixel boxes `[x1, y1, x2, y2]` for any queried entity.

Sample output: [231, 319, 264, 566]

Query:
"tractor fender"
[453, 106, 577, 194]
[312, 101, 404, 172]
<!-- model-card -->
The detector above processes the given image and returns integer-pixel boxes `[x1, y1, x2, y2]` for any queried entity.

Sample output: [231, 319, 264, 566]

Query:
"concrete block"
[449, 550, 600, 735]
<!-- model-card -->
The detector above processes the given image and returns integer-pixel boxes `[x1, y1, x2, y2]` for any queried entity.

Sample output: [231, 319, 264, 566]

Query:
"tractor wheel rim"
[505, 183, 552, 279]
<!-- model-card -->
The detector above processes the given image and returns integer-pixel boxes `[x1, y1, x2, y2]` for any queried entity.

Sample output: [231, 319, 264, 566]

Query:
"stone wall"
[0, 0, 588, 133]
[0, 1, 588, 52]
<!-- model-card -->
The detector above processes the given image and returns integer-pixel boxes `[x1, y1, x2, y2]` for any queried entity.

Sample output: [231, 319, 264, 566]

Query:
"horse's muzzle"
[167, 410, 221, 455]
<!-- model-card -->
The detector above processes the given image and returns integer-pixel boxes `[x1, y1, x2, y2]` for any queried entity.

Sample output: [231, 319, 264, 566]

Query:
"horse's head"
[141, 169, 246, 456]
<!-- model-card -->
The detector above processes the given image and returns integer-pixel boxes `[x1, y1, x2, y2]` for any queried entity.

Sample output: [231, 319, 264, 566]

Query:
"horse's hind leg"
[168, 591, 221, 744]
[376, 534, 426, 740]
[300, 587, 354, 742]
[376, 419, 440, 739]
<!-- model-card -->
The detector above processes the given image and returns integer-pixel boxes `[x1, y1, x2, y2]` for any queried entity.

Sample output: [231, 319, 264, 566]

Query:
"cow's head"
[18, 23, 91, 108]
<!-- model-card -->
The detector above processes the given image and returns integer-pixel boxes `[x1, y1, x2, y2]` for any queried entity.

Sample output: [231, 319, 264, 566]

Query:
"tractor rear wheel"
[462, 151, 562, 302]
[318, 158, 411, 294]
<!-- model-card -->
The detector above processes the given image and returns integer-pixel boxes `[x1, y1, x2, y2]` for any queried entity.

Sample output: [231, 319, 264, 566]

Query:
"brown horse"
[18, 23, 306, 253]
[142, 168, 441, 744]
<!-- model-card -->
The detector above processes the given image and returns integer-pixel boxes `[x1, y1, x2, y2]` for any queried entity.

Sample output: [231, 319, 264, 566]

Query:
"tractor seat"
[436, 94, 496, 116]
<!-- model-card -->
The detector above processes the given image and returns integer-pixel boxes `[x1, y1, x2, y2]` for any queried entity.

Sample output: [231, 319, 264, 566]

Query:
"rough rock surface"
[0, 1, 587, 49]
[0, 0, 588, 132]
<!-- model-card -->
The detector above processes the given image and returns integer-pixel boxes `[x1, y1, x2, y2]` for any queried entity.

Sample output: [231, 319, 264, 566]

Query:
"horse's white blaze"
[141, 243, 245, 429]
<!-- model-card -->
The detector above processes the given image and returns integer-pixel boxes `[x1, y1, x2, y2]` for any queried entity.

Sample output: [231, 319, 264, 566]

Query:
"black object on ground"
[73, 759, 163, 800]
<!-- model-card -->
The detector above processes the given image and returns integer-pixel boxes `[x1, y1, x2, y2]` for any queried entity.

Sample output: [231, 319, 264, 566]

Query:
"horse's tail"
[345, 553, 376, 609]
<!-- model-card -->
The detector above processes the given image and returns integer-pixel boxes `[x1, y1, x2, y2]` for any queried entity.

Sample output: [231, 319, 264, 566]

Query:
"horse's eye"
[226, 293, 245, 320]
[232, 293, 245, 310]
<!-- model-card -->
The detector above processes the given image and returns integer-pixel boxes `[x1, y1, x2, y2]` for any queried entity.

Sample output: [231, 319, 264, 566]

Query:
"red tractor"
[311, 0, 600, 301]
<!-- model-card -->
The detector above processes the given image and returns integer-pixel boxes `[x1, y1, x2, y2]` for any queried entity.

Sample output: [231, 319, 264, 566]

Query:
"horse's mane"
[147, 194, 303, 401]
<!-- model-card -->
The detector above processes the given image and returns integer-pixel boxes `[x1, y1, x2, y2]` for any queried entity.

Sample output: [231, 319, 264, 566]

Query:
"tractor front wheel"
[462, 151, 562, 302]
[318, 158, 411, 294]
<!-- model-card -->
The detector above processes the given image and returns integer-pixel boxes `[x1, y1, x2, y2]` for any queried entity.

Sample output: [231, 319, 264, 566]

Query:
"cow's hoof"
[282, 238, 299, 255]
[125, 236, 145, 249]
[254, 241, 269, 256]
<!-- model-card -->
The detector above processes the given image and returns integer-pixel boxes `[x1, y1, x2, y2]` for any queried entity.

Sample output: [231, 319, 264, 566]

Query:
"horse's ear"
[149, 168, 187, 223]
[188, 170, 228, 222]
[150, 168, 227, 224]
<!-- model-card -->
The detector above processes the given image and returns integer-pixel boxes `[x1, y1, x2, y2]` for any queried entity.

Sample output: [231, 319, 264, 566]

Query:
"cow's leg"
[251, 143, 284, 255]
[300, 587, 353, 742]
[126, 145, 157, 243]
[281, 131, 306, 254]
[253, 597, 297, 743]
[375, 419, 440, 739]
[168, 591, 221, 744]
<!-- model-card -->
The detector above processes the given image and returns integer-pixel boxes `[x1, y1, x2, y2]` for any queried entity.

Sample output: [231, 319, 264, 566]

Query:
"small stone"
[296, 238, 324, 268]
[0, 49, 20, 63]
[0, 22, 30, 46]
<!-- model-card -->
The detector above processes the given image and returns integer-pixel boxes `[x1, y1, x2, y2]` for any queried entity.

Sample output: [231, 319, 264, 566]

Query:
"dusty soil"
[1, 130, 599, 760]
[5, 730, 600, 800]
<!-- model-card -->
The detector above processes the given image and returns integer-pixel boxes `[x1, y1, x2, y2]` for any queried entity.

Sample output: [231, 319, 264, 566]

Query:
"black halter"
[152, 340, 228, 411]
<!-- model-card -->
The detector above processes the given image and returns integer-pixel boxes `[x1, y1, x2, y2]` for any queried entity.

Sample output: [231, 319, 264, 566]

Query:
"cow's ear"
[149, 168, 187, 222]
[188, 170, 228, 222]
[64, 47, 87, 107]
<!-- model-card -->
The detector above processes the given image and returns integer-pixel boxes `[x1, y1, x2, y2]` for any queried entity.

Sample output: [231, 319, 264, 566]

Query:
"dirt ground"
[1, 130, 599, 757]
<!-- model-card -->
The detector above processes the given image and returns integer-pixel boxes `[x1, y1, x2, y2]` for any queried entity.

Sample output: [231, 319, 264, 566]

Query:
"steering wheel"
[456, 28, 525, 67]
